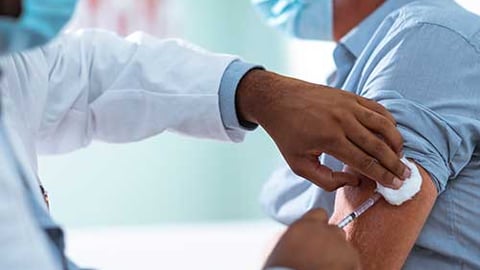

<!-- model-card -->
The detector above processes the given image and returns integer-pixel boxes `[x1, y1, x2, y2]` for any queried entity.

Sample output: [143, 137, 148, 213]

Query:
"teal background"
[39, 0, 288, 227]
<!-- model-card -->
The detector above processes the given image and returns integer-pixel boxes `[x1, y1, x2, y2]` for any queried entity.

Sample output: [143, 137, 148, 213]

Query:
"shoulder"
[385, 0, 480, 47]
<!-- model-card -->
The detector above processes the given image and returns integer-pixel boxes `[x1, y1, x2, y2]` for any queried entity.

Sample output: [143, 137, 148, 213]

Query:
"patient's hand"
[265, 209, 360, 270]
[329, 164, 437, 269]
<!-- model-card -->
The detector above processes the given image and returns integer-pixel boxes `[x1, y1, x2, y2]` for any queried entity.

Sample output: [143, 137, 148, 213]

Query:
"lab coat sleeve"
[35, 29, 243, 154]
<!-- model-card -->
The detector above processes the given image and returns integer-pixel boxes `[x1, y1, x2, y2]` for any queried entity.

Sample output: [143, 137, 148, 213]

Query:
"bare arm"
[330, 162, 437, 269]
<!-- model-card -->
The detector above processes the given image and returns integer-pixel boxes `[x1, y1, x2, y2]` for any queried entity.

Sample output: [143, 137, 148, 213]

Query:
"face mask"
[0, 0, 78, 54]
[253, 0, 333, 41]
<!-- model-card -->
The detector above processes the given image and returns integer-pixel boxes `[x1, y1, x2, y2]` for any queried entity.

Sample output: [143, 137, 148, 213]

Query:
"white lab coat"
[0, 29, 243, 269]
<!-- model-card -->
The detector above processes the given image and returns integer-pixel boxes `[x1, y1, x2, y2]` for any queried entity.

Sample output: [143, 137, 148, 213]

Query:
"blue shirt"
[257, 0, 480, 268]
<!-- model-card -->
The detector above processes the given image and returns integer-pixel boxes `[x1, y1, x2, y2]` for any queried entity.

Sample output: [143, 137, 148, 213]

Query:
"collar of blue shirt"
[340, 0, 421, 58]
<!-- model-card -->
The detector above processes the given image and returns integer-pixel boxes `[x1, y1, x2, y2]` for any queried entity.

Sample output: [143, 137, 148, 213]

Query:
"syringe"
[337, 193, 382, 229]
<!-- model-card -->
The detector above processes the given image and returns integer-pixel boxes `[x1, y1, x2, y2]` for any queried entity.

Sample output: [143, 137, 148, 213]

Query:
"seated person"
[254, 0, 480, 269]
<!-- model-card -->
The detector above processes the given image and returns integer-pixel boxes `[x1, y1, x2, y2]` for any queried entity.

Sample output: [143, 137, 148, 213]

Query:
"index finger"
[357, 107, 403, 154]
[289, 156, 360, 192]
[357, 97, 396, 126]
[348, 121, 408, 180]
[330, 139, 405, 189]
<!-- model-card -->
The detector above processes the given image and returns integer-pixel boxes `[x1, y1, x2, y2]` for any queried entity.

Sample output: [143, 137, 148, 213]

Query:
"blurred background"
[37, 0, 480, 269]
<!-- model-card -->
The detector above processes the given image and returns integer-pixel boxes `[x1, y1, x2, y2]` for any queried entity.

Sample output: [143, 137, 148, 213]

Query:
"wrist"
[235, 69, 282, 126]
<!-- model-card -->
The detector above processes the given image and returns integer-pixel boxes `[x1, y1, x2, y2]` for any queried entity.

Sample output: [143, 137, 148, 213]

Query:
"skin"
[237, 0, 413, 191]
[333, 0, 386, 41]
[0, 0, 21, 18]
[265, 209, 361, 270]
[267, 1, 432, 268]
[1, 1, 410, 194]
[326, 1, 437, 268]
[330, 164, 437, 269]
[237, 70, 410, 191]
[0, 1, 408, 268]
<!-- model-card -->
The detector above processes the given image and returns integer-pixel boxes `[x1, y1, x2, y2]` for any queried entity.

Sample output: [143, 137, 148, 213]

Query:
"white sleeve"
[35, 29, 239, 154]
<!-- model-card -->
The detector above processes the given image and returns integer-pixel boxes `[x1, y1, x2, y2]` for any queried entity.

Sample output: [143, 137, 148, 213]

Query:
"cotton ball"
[376, 158, 422, 206]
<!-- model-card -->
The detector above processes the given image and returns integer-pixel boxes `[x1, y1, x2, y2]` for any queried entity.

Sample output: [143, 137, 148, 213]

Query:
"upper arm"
[330, 163, 437, 269]
[330, 23, 480, 269]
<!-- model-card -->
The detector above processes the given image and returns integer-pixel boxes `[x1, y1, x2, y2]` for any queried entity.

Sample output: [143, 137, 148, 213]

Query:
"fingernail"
[403, 167, 412, 179]
[393, 178, 403, 189]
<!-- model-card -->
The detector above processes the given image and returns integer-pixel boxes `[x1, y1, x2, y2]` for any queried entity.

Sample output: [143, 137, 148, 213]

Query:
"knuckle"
[358, 133, 370, 145]
[326, 174, 339, 192]
[322, 137, 342, 153]
[384, 110, 397, 124]
[360, 157, 377, 173]
[378, 117, 392, 131]
[322, 132, 339, 146]
[375, 101, 391, 115]
[395, 161, 407, 176]
[363, 110, 374, 122]
[357, 95, 368, 103]
[328, 106, 341, 118]
[378, 105, 391, 117]
[391, 133, 402, 147]
[373, 140, 388, 156]
[390, 115, 398, 126]
[395, 134, 404, 149]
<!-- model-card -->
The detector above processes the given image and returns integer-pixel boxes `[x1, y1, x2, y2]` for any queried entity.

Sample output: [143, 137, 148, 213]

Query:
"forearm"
[236, 69, 286, 126]
[329, 163, 437, 269]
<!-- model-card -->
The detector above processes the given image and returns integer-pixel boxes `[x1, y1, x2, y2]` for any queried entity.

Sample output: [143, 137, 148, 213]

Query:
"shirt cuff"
[219, 60, 264, 137]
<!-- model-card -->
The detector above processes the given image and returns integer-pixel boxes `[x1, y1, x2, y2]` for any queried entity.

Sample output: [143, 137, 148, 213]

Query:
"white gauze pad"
[376, 157, 422, 206]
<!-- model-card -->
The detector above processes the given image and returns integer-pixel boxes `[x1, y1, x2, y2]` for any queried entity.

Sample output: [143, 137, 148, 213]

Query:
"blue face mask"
[0, 0, 78, 54]
[252, 0, 333, 40]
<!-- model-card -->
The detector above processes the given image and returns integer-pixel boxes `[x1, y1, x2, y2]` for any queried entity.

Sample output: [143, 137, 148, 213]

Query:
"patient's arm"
[329, 162, 437, 270]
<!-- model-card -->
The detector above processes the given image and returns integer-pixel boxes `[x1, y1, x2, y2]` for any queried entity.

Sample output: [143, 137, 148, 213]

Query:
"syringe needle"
[337, 193, 382, 229]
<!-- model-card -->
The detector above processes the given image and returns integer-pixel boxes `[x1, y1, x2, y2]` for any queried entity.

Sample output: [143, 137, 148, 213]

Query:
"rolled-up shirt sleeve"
[357, 23, 480, 194]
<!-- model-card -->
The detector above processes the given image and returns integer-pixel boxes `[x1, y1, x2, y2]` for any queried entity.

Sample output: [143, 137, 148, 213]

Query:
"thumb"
[291, 156, 360, 192]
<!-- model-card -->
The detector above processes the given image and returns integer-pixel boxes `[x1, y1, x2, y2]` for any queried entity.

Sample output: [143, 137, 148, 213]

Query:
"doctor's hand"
[265, 209, 360, 270]
[237, 70, 410, 191]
